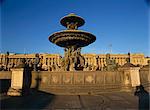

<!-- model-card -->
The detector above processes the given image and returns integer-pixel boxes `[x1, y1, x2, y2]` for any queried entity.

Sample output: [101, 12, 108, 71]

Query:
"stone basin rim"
[49, 30, 96, 48]
[49, 30, 96, 40]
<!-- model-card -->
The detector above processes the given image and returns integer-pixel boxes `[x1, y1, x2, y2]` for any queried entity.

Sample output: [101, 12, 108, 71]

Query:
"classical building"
[0, 52, 149, 71]
[85, 53, 149, 69]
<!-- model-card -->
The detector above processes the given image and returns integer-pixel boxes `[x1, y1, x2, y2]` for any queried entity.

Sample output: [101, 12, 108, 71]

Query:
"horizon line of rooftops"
[0, 52, 148, 56]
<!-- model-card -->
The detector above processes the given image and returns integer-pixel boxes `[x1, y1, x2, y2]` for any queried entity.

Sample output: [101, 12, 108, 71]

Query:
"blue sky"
[1, 0, 149, 56]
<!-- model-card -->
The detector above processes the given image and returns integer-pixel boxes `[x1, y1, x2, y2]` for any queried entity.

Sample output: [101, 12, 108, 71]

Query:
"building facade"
[0, 53, 149, 71]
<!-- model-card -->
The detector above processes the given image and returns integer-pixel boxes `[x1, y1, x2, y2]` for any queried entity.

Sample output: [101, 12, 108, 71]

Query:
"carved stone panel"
[115, 72, 123, 84]
[11, 68, 24, 89]
[63, 74, 73, 84]
[105, 72, 116, 84]
[51, 74, 61, 84]
[85, 75, 95, 84]
[96, 73, 105, 84]
[41, 76, 48, 84]
[74, 74, 84, 84]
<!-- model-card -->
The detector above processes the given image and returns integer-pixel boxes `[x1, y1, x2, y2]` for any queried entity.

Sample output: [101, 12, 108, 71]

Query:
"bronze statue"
[105, 53, 118, 71]
[33, 54, 40, 71]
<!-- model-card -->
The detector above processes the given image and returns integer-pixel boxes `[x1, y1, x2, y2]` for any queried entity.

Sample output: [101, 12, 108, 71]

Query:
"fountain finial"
[60, 13, 85, 29]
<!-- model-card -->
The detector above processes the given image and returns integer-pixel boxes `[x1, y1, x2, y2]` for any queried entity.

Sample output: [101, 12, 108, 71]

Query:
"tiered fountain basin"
[49, 30, 96, 48]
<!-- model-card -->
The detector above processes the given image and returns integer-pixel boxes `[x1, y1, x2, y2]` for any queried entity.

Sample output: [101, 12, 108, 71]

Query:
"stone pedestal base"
[7, 68, 24, 96]
[7, 88, 22, 96]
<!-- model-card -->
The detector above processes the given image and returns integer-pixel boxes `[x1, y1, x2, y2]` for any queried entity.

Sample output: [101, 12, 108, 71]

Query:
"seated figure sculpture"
[0, 63, 4, 71]
[33, 54, 40, 71]
[15, 58, 26, 68]
[60, 46, 85, 71]
[104, 53, 118, 71]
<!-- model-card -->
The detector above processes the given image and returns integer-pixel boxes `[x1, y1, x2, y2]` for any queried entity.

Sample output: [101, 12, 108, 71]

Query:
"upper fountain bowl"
[60, 13, 85, 28]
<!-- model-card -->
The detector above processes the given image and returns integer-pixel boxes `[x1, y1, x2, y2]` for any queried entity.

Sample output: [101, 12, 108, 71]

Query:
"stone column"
[54, 57, 56, 65]
[93, 56, 96, 66]
[7, 68, 24, 96]
[58, 56, 61, 66]
[98, 58, 101, 70]
[51, 58, 53, 65]
[139, 64, 150, 92]
[100, 58, 103, 70]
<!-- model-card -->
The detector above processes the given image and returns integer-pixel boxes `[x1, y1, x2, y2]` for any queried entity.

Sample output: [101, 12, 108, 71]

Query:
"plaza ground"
[1, 90, 141, 110]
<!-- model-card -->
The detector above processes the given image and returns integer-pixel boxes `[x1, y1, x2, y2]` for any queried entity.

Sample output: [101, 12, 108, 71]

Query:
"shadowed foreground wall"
[0, 71, 11, 93]
[139, 66, 150, 91]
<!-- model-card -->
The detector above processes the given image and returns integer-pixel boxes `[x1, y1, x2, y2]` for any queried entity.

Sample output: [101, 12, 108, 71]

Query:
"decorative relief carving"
[41, 76, 47, 83]
[51, 75, 59, 84]
[63, 75, 72, 84]
[96, 74, 104, 84]
[74, 74, 83, 84]
[85, 75, 94, 83]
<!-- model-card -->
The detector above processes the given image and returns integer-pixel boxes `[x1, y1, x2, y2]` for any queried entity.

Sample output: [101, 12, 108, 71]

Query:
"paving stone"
[0, 92, 142, 110]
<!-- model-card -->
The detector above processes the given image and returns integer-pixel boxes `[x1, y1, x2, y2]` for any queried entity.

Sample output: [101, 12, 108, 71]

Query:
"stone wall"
[0, 71, 11, 79]
[1, 68, 149, 95]
[139, 65, 150, 91]
[30, 71, 132, 95]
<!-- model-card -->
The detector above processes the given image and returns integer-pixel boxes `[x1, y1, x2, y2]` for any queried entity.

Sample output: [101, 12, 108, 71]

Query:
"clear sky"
[1, 0, 149, 56]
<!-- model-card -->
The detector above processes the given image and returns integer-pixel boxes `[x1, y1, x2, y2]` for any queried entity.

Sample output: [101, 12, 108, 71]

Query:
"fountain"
[49, 13, 96, 71]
